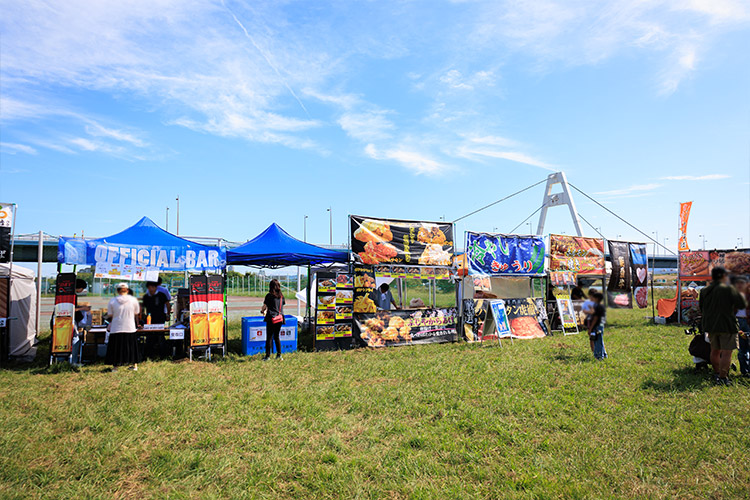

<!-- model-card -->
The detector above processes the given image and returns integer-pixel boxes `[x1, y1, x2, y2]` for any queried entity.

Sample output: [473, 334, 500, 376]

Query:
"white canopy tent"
[0, 264, 37, 361]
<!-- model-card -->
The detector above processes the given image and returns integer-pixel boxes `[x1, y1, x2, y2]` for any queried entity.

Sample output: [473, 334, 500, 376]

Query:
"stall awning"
[227, 223, 349, 267]
[58, 217, 226, 275]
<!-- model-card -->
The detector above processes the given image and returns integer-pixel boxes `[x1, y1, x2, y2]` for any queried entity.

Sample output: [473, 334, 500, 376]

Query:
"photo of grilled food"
[319, 279, 336, 288]
[317, 311, 335, 321]
[317, 295, 335, 306]
[354, 219, 393, 243]
[417, 224, 447, 244]
[336, 290, 353, 300]
[361, 312, 412, 346]
[317, 326, 334, 336]
[354, 273, 375, 288]
[335, 324, 351, 332]
[418, 243, 451, 266]
[358, 240, 398, 264]
[336, 274, 352, 285]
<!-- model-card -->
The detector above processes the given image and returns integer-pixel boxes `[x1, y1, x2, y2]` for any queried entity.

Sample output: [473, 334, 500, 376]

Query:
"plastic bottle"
[147, 313, 152, 325]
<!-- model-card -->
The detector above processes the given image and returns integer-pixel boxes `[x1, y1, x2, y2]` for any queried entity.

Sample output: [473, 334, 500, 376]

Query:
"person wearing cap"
[106, 282, 142, 371]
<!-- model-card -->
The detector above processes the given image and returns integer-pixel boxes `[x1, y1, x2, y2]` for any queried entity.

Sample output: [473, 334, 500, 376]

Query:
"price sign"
[169, 328, 185, 340]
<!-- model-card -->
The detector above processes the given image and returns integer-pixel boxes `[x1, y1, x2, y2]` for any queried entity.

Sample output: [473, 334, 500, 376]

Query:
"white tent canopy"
[0, 264, 37, 361]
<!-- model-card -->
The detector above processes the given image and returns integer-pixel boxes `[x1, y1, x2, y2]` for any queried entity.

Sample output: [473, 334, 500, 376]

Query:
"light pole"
[663, 237, 669, 255]
[327, 207, 332, 245]
[304, 215, 308, 242]
[652, 231, 659, 256]
[176, 196, 180, 235]
[739, 237, 744, 248]
[527, 222, 532, 234]
[166, 206, 169, 232]
[699, 234, 706, 250]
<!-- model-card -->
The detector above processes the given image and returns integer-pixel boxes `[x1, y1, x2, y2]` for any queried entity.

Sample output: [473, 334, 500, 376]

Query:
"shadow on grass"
[551, 350, 594, 364]
[641, 366, 711, 392]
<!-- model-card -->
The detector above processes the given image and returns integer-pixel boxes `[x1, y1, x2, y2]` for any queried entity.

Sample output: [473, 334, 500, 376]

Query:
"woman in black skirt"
[106, 282, 142, 371]
[260, 279, 285, 361]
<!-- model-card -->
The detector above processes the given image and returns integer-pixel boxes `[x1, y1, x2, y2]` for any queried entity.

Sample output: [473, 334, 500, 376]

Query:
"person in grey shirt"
[373, 283, 399, 310]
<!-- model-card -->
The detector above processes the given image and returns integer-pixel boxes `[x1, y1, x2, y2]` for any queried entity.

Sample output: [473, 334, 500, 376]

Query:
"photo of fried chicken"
[417, 224, 446, 244]
[354, 220, 393, 243]
[418, 244, 451, 266]
[359, 241, 398, 264]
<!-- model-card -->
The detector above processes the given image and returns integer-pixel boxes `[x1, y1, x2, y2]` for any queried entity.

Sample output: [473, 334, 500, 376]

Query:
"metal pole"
[166, 207, 169, 232]
[327, 208, 332, 245]
[176, 196, 180, 235]
[35, 230, 43, 337]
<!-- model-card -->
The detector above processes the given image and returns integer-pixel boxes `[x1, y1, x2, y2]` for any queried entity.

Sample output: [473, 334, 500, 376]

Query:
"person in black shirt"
[587, 291, 607, 360]
[260, 279, 285, 361]
[141, 281, 170, 358]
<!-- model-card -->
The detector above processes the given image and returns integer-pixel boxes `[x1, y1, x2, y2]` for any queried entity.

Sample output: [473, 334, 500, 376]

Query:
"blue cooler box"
[241, 316, 298, 356]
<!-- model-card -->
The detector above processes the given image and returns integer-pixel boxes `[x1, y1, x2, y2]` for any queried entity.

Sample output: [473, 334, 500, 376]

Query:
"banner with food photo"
[679, 251, 710, 279]
[51, 273, 77, 355]
[550, 271, 576, 287]
[629, 243, 649, 309]
[607, 240, 633, 309]
[556, 295, 578, 333]
[708, 249, 750, 276]
[207, 275, 225, 345]
[549, 234, 605, 275]
[0, 203, 13, 264]
[352, 265, 376, 313]
[503, 298, 546, 339]
[465, 232, 545, 276]
[354, 307, 457, 347]
[189, 275, 209, 347]
[350, 216, 454, 267]
[462, 299, 489, 342]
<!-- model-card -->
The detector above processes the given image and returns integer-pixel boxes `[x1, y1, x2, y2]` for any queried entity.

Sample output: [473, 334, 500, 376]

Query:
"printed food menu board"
[350, 216, 454, 266]
[335, 273, 353, 337]
[316, 272, 337, 340]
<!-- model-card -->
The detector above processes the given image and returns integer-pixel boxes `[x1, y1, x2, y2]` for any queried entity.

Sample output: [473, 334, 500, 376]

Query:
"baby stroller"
[685, 316, 711, 371]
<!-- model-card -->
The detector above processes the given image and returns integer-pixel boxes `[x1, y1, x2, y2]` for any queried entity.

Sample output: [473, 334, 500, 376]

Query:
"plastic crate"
[241, 316, 297, 356]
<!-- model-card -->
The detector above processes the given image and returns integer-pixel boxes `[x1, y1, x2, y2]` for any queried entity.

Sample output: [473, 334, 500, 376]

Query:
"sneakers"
[262, 356, 270, 362]
[713, 375, 733, 386]
[276, 355, 283, 361]
[128, 365, 138, 371]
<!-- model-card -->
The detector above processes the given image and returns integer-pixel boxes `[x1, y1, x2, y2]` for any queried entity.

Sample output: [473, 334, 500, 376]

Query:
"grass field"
[1, 308, 749, 499]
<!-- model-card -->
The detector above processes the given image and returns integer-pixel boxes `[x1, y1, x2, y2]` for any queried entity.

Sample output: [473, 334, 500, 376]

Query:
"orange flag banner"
[678, 202, 692, 251]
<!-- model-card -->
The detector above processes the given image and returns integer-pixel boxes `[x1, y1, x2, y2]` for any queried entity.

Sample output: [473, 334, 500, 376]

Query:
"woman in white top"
[106, 282, 141, 371]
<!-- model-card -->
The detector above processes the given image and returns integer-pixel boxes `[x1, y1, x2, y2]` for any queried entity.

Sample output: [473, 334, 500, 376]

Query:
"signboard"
[189, 275, 209, 347]
[607, 240, 632, 309]
[0, 203, 12, 263]
[465, 232, 545, 276]
[354, 307, 457, 347]
[550, 271, 576, 287]
[352, 265, 376, 313]
[549, 234, 605, 275]
[708, 249, 750, 276]
[504, 298, 546, 339]
[629, 243, 649, 309]
[679, 251, 710, 279]
[462, 299, 490, 342]
[489, 300, 512, 339]
[556, 295, 578, 333]
[350, 216, 454, 267]
[206, 275, 225, 345]
[169, 328, 185, 340]
[51, 273, 76, 355]
[316, 272, 337, 341]
[334, 273, 353, 337]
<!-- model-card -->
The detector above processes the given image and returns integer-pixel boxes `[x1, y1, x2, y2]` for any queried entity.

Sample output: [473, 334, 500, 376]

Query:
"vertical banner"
[352, 265, 376, 313]
[489, 300, 512, 340]
[206, 275, 225, 345]
[504, 298, 546, 339]
[607, 241, 633, 308]
[0, 203, 12, 263]
[334, 273, 353, 338]
[533, 297, 550, 336]
[315, 272, 336, 342]
[51, 273, 76, 355]
[629, 243, 649, 309]
[189, 275, 209, 347]
[678, 201, 692, 252]
[556, 295, 578, 334]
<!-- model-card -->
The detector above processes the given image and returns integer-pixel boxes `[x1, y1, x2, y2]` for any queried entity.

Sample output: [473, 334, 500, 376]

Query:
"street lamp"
[175, 196, 180, 235]
[652, 231, 659, 256]
[739, 237, 744, 248]
[699, 234, 706, 250]
[527, 222, 532, 234]
[326, 207, 332, 245]
[304, 215, 308, 242]
[663, 237, 669, 255]
[166, 206, 169, 232]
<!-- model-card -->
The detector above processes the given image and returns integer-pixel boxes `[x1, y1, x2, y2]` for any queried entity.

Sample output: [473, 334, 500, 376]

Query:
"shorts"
[708, 332, 739, 351]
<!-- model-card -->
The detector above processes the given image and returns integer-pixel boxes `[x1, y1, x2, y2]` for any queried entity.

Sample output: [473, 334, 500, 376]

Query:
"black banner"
[607, 240, 632, 308]
[354, 307, 457, 347]
[352, 265, 376, 313]
[462, 299, 490, 342]
[350, 216, 453, 267]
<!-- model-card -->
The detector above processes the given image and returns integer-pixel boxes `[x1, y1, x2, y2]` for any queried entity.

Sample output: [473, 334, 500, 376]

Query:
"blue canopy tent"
[58, 216, 226, 275]
[227, 223, 349, 267]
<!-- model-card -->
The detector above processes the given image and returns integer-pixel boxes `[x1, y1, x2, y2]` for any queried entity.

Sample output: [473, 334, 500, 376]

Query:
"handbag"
[271, 297, 284, 324]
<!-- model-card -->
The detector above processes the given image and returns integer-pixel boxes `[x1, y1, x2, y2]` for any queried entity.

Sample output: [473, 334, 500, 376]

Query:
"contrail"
[222, 0, 310, 117]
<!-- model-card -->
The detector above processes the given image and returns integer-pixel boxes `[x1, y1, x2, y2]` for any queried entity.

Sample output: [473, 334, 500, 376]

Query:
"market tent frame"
[226, 223, 349, 268]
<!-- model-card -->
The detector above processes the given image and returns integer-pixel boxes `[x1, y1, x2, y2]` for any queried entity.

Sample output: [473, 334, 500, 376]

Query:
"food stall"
[460, 232, 548, 342]
[56, 217, 227, 363]
[677, 248, 750, 323]
[225, 223, 349, 355]
[348, 215, 458, 348]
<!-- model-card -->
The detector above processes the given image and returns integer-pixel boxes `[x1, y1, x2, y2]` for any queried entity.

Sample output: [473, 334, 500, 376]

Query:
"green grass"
[1, 308, 749, 499]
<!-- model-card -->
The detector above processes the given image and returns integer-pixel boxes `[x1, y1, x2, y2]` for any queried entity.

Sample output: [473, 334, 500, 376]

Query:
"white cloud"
[661, 174, 730, 181]
[85, 123, 147, 148]
[596, 183, 662, 197]
[338, 112, 394, 141]
[365, 144, 448, 175]
[0, 142, 37, 155]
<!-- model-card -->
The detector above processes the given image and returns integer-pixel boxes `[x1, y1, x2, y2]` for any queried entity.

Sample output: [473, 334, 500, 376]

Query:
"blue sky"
[1, 0, 749, 257]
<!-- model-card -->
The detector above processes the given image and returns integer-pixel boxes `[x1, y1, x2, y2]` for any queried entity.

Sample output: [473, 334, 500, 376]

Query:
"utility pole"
[652, 231, 659, 256]
[175, 196, 180, 235]
[166, 207, 169, 232]
[327, 207, 332, 245]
